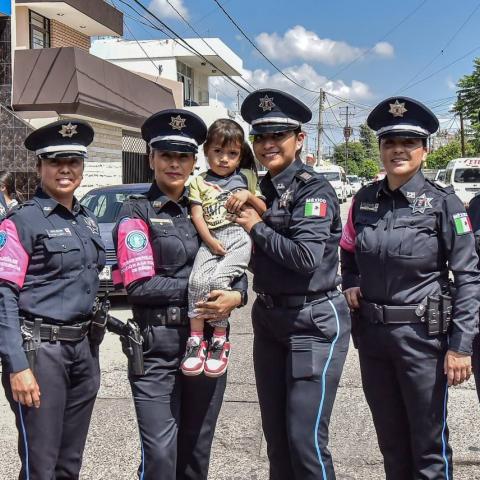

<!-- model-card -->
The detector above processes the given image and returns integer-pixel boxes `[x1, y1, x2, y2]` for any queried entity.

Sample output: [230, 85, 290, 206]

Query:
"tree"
[426, 140, 475, 169]
[453, 57, 480, 153]
[359, 124, 380, 164]
[358, 159, 380, 179]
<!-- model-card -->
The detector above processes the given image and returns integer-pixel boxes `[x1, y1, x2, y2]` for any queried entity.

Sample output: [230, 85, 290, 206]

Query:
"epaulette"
[6, 200, 35, 218]
[425, 178, 454, 196]
[295, 169, 314, 183]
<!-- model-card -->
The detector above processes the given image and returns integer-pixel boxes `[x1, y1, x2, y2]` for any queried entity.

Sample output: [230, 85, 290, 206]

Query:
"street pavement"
[1, 197, 480, 479]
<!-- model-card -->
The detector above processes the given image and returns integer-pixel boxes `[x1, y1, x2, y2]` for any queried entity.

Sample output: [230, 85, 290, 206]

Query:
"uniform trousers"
[473, 333, 480, 402]
[355, 319, 452, 480]
[2, 336, 100, 480]
[129, 321, 225, 480]
[252, 292, 350, 480]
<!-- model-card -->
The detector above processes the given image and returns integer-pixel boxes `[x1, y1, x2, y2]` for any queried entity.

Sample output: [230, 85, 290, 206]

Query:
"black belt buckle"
[371, 303, 385, 325]
[258, 293, 274, 309]
[50, 325, 60, 342]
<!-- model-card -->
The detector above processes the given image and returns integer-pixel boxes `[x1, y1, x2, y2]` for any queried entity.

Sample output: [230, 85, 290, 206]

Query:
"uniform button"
[88, 264, 92, 269]
[72, 221, 77, 225]
[80, 265, 84, 270]
[87, 289, 91, 294]
[84, 240, 88, 245]
[185, 233, 189, 237]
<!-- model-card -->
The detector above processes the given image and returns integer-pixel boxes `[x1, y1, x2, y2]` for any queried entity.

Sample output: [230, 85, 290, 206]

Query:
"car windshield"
[318, 172, 341, 181]
[81, 191, 135, 223]
[347, 176, 359, 182]
[453, 168, 480, 183]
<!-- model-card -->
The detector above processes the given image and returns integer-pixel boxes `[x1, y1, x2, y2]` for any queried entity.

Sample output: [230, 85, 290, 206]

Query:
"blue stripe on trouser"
[314, 299, 341, 479]
[139, 436, 145, 480]
[18, 402, 30, 480]
[441, 382, 450, 480]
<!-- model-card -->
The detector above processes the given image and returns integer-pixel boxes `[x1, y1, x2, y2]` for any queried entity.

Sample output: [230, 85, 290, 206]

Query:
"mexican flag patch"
[304, 198, 327, 217]
[453, 213, 472, 235]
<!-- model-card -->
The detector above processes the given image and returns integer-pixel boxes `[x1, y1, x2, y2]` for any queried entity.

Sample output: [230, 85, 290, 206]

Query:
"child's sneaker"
[204, 338, 231, 378]
[181, 337, 208, 376]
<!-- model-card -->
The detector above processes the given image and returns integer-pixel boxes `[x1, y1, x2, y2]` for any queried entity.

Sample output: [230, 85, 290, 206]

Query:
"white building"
[91, 37, 251, 170]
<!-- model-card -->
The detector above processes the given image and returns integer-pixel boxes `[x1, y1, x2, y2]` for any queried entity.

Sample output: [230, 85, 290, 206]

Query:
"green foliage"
[332, 125, 380, 179]
[426, 140, 476, 169]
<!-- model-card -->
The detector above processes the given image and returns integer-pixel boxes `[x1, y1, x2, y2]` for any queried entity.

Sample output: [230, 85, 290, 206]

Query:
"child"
[181, 119, 266, 377]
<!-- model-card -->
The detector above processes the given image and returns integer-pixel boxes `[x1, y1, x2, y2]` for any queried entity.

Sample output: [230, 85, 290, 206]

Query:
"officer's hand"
[194, 290, 242, 320]
[10, 369, 41, 408]
[343, 287, 362, 310]
[233, 207, 262, 233]
[444, 350, 472, 386]
[207, 239, 226, 256]
[225, 190, 250, 214]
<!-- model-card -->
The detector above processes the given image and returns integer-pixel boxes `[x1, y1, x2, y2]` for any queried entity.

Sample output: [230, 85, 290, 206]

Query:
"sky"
[115, 0, 480, 152]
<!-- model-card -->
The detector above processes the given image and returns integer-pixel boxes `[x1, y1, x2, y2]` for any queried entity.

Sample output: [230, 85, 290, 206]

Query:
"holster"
[426, 294, 452, 336]
[21, 318, 42, 374]
[90, 293, 110, 345]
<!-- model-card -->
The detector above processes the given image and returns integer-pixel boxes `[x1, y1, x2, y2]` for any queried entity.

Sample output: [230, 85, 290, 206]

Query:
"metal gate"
[122, 134, 152, 184]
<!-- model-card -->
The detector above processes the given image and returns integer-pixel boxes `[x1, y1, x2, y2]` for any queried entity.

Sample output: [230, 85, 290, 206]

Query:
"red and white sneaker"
[180, 337, 208, 376]
[204, 338, 231, 378]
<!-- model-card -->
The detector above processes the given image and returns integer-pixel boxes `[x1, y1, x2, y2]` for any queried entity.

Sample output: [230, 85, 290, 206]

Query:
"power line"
[128, 0, 252, 94]
[212, 0, 321, 94]
[395, 1, 480, 94]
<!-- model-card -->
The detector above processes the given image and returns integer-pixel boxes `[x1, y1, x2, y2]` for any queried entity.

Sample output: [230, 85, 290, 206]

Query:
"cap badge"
[259, 95, 275, 112]
[59, 122, 78, 138]
[410, 193, 432, 214]
[169, 115, 186, 131]
[389, 100, 408, 118]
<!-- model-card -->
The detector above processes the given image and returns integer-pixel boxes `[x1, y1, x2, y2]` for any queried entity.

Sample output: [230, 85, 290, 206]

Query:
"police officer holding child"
[0, 119, 105, 479]
[233, 89, 351, 480]
[341, 97, 480, 479]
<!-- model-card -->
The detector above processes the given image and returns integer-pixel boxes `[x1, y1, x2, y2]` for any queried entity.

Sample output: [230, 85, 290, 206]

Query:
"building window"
[29, 10, 50, 49]
[177, 60, 194, 105]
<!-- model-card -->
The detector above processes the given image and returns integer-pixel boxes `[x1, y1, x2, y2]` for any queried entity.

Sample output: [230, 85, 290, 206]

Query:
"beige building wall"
[78, 120, 124, 198]
[15, 7, 29, 49]
[50, 20, 90, 51]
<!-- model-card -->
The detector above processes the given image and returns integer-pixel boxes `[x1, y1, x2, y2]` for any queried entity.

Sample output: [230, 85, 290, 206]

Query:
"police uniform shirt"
[0, 187, 106, 372]
[251, 158, 342, 295]
[468, 193, 480, 259]
[340, 170, 480, 354]
[114, 181, 247, 309]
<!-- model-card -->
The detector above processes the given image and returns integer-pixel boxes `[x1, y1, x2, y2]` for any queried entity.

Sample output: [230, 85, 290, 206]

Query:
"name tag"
[359, 202, 379, 212]
[46, 228, 72, 238]
[150, 218, 173, 225]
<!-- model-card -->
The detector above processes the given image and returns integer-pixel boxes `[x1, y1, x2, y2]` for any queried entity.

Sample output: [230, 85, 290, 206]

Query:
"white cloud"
[209, 63, 374, 111]
[255, 25, 394, 65]
[148, 0, 189, 19]
[446, 78, 457, 90]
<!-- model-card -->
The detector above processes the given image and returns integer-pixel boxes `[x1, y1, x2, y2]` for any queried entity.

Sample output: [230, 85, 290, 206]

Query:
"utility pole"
[316, 89, 325, 165]
[339, 106, 355, 175]
[458, 94, 466, 157]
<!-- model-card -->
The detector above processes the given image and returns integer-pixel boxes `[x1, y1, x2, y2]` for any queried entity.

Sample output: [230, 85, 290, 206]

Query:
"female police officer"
[0, 119, 105, 479]
[341, 97, 480, 479]
[113, 109, 247, 480]
[232, 89, 351, 480]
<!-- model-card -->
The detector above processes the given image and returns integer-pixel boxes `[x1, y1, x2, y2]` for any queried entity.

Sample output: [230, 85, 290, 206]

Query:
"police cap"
[24, 119, 94, 158]
[142, 109, 207, 154]
[241, 89, 312, 135]
[367, 96, 439, 139]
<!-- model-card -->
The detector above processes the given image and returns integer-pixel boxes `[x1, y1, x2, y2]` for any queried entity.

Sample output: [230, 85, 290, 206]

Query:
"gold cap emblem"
[259, 95, 275, 112]
[169, 115, 186, 131]
[389, 100, 408, 118]
[59, 122, 78, 138]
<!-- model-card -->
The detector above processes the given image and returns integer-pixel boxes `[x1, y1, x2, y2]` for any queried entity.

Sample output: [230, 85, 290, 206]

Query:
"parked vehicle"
[434, 168, 446, 187]
[313, 165, 348, 203]
[80, 183, 151, 294]
[444, 158, 480, 205]
[347, 175, 363, 195]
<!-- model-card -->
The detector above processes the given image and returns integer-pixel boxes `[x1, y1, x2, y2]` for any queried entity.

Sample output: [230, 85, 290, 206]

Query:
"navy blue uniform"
[0, 191, 8, 221]
[250, 159, 351, 480]
[113, 181, 246, 480]
[0, 187, 105, 479]
[467, 193, 480, 403]
[341, 171, 480, 479]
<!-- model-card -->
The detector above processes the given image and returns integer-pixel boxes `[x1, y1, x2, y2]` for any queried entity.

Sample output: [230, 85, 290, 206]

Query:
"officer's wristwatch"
[233, 289, 248, 307]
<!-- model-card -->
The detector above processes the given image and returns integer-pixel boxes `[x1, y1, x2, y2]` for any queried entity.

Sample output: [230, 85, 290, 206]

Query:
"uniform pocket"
[150, 225, 187, 274]
[42, 236, 80, 272]
[290, 337, 319, 379]
[355, 215, 383, 254]
[310, 300, 339, 342]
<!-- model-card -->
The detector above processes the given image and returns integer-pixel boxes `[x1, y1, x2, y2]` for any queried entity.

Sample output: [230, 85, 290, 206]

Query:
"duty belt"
[20, 318, 91, 342]
[257, 290, 340, 309]
[133, 306, 189, 327]
[359, 299, 424, 325]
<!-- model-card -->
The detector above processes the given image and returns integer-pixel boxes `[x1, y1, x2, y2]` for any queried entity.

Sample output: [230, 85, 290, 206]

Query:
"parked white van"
[313, 165, 348, 203]
[444, 158, 480, 205]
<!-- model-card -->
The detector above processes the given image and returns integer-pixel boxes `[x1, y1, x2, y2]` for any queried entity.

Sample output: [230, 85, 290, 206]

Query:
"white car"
[347, 175, 362, 195]
[313, 165, 348, 203]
